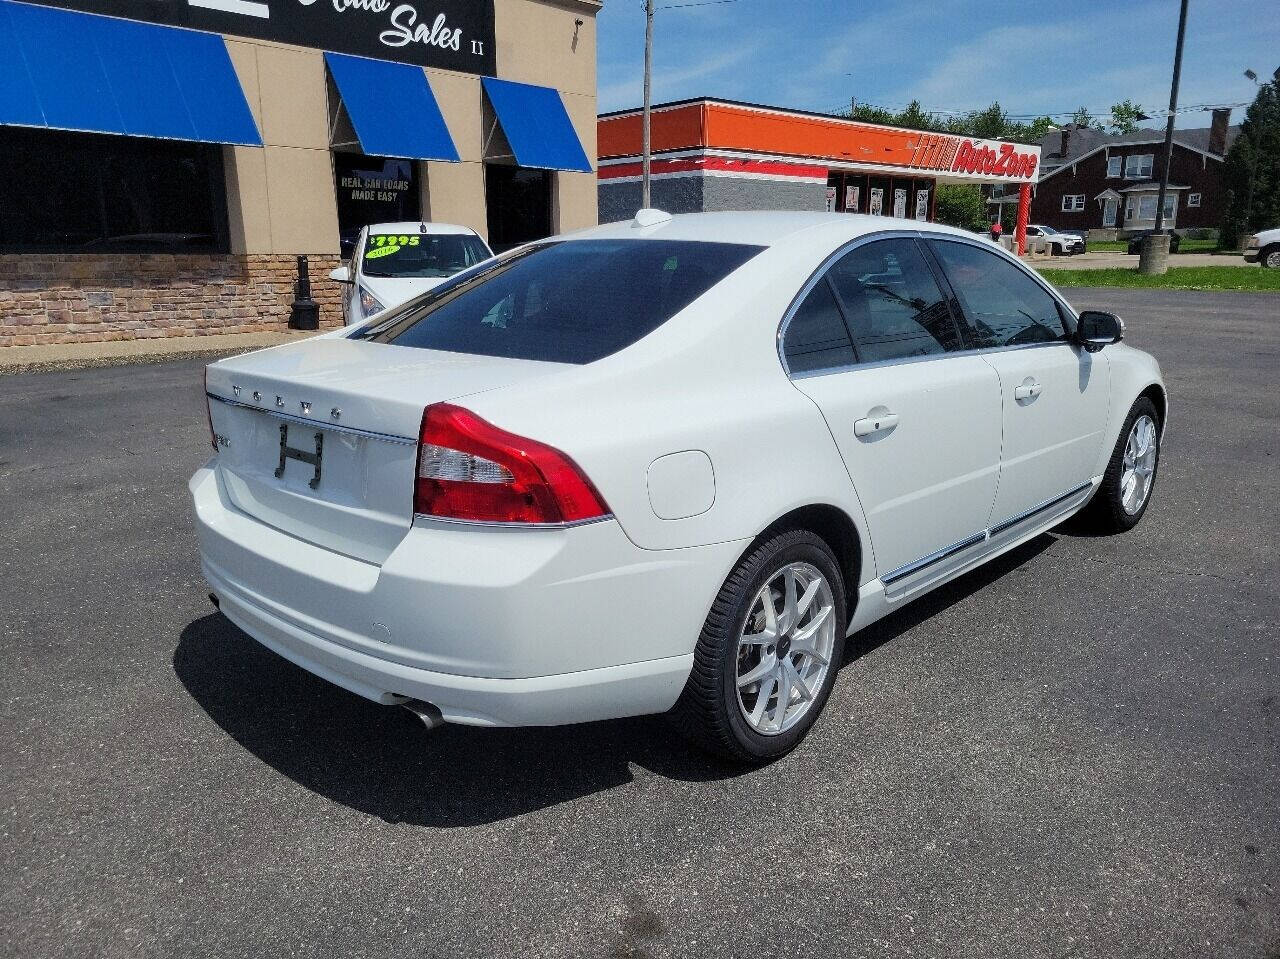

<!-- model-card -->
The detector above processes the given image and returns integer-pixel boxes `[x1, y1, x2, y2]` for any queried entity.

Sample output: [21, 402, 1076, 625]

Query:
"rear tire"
[1080, 397, 1161, 533]
[672, 529, 847, 764]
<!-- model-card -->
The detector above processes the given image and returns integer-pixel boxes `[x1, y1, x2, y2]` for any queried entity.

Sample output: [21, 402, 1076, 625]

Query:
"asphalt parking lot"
[1, 288, 1277, 959]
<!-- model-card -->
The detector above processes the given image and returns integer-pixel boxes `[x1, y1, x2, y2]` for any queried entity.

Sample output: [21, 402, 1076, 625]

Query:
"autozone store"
[598, 99, 1040, 229]
[0, 0, 599, 347]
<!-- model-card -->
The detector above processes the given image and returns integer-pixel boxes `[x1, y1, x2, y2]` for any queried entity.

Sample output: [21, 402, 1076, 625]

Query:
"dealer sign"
[26, 0, 496, 75]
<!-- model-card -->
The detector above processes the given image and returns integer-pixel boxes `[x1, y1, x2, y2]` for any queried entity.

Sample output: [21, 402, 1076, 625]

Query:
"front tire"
[1261, 245, 1280, 269]
[1080, 397, 1161, 533]
[673, 529, 847, 764]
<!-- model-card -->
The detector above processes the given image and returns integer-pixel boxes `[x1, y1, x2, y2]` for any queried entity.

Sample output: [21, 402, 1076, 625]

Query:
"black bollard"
[288, 254, 320, 330]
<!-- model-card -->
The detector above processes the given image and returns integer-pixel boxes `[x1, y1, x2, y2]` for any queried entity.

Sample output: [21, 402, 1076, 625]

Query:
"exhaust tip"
[208, 592, 220, 610]
[401, 699, 445, 731]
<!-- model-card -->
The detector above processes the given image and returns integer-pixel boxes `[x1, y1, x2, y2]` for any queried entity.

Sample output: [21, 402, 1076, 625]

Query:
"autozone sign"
[907, 133, 1039, 180]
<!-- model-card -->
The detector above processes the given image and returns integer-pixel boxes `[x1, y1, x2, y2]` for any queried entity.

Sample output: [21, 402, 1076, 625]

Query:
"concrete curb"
[0, 330, 324, 374]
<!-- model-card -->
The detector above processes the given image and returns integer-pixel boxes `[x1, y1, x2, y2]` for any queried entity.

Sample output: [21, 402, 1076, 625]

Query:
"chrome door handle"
[1013, 378, 1043, 401]
[854, 410, 899, 437]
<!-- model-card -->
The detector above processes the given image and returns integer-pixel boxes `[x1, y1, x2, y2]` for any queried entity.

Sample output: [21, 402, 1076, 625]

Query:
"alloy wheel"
[735, 562, 836, 735]
[1120, 414, 1158, 515]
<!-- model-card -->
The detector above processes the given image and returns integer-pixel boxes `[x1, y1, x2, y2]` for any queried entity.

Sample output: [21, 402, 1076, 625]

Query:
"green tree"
[896, 99, 941, 132]
[1221, 67, 1280, 247]
[966, 101, 1009, 139]
[934, 184, 989, 233]
[1071, 106, 1102, 131]
[842, 102, 896, 125]
[1022, 116, 1058, 141]
[1107, 99, 1147, 135]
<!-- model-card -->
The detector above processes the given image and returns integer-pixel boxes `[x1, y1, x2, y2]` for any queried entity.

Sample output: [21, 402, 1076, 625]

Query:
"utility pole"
[642, 0, 654, 209]
[1140, 0, 1189, 275]
[1153, 0, 1188, 234]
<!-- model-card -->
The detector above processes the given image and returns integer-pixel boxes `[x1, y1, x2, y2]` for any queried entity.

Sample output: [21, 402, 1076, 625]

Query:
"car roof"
[571, 210, 982, 248]
[366, 221, 478, 236]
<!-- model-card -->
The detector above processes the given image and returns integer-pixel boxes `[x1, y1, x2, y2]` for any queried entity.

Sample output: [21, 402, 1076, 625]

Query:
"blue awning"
[481, 77, 592, 173]
[325, 52, 459, 162]
[0, 0, 260, 146]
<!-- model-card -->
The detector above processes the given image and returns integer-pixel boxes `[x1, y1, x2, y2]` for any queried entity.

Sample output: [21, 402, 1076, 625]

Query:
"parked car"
[1126, 230, 1181, 255]
[329, 222, 493, 324]
[1244, 227, 1280, 268]
[1025, 224, 1084, 255]
[196, 211, 1165, 763]
[1060, 229, 1089, 251]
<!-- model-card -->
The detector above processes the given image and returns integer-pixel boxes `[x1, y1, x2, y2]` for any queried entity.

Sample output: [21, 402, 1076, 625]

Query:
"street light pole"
[1153, 0, 1189, 234]
[642, 0, 654, 209]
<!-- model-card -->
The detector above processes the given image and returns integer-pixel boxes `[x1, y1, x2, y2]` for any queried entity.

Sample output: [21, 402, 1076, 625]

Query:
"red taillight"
[414, 404, 609, 524]
[204, 367, 217, 451]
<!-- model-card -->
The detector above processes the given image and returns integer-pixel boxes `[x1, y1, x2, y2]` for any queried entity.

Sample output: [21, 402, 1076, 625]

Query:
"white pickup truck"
[1244, 228, 1280, 268]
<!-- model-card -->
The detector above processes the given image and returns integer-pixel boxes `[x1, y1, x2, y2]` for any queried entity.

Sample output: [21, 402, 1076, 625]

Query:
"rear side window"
[782, 280, 855, 374]
[927, 239, 1069, 348]
[353, 239, 763, 364]
[826, 238, 964, 362]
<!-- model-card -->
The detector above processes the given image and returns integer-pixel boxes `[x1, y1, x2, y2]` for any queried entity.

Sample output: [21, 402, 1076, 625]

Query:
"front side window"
[782, 280, 856, 374]
[353, 239, 764, 364]
[1124, 154, 1154, 179]
[928, 240, 1069, 348]
[826, 238, 963, 362]
[1107, 155, 1123, 178]
[362, 232, 491, 279]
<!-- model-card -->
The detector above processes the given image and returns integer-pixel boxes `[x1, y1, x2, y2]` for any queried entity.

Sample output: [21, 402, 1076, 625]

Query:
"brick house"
[1018, 109, 1238, 238]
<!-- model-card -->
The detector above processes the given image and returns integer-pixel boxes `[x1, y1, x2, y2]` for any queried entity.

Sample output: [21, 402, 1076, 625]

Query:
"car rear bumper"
[190, 462, 744, 726]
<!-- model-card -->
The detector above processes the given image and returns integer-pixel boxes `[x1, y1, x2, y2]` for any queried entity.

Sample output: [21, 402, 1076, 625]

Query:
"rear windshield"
[361, 232, 492, 278]
[350, 239, 764, 364]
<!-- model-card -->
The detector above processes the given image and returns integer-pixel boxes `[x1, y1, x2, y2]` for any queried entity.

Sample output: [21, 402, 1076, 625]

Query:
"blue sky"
[597, 0, 1278, 130]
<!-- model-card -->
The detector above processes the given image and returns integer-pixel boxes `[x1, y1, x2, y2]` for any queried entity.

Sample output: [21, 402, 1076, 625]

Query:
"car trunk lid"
[205, 337, 566, 564]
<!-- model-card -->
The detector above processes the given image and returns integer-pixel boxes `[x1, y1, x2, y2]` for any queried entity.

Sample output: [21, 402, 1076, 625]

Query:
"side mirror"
[328, 265, 351, 284]
[1076, 310, 1123, 352]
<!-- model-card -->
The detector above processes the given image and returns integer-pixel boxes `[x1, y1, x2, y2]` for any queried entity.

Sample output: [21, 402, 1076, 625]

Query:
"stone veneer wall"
[0, 253, 345, 347]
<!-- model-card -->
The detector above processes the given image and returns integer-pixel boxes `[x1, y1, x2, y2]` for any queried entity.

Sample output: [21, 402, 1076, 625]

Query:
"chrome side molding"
[882, 481, 1095, 587]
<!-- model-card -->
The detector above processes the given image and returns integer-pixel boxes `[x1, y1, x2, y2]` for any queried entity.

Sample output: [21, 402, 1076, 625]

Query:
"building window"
[1124, 154, 1154, 179]
[333, 153, 420, 257]
[1163, 194, 1177, 219]
[1188, 192, 1201, 207]
[1138, 195, 1158, 220]
[1106, 155, 1122, 178]
[0, 127, 228, 253]
[1061, 194, 1086, 212]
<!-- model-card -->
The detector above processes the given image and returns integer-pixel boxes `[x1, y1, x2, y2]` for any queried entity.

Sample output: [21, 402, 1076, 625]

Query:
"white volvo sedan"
[193, 210, 1165, 762]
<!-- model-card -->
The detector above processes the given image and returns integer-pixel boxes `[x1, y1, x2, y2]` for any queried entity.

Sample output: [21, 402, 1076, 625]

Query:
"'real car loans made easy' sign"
[27, 0, 496, 75]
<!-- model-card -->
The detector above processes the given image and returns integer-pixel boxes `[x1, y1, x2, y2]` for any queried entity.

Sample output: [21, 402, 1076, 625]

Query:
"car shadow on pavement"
[842, 533, 1059, 665]
[173, 534, 1059, 828]
[173, 612, 744, 828]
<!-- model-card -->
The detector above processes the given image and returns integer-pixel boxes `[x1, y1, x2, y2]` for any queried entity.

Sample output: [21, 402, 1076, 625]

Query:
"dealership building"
[598, 98, 1041, 225]
[0, 0, 599, 347]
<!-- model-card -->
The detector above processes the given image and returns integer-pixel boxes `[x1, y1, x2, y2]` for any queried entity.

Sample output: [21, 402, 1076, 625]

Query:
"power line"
[825, 98, 1246, 123]
[654, 0, 740, 9]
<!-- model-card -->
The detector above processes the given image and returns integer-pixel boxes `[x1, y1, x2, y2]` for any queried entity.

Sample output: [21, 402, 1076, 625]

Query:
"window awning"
[325, 52, 459, 162]
[0, 0, 260, 146]
[481, 77, 592, 173]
